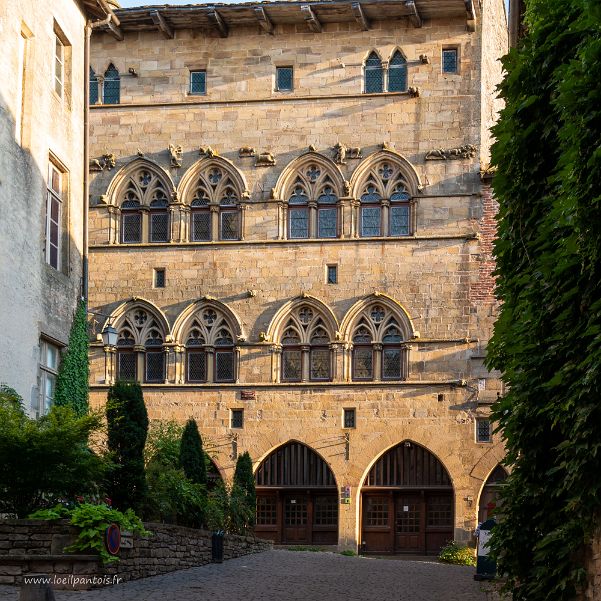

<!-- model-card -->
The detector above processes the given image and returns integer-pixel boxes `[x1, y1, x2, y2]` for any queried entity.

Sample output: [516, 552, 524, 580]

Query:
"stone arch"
[172, 298, 245, 345]
[340, 293, 416, 342]
[106, 297, 171, 343]
[254, 440, 339, 545]
[349, 149, 423, 198]
[477, 464, 508, 523]
[272, 152, 346, 201]
[360, 440, 455, 555]
[105, 157, 176, 207]
[266, 295, 339, 344]
[177, 156, 249, 204]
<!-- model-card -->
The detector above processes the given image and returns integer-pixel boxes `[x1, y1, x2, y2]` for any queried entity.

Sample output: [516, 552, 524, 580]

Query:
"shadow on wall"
[0, 88, 81, 406]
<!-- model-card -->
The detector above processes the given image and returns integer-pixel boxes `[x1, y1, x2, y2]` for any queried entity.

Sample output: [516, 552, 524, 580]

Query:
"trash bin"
[211, 531, 224, 563]
[474, 518, 496, 581]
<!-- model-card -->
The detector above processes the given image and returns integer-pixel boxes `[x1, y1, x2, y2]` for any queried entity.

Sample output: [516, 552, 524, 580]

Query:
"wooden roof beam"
[106, 19, 124, 41]
[465, 0, 477, 31]
[404, 0, 422, 28]
[301, 5, 323, 33]
[254, 6, 274, 34]
[150, 10, 174, 39]
[207, 8, 228, 38]
[351, 2, 370, 31]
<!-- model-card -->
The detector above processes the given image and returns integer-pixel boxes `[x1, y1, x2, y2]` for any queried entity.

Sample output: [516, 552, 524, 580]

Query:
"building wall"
[88, 7, 506, 549]
[0, 0, 86, 411]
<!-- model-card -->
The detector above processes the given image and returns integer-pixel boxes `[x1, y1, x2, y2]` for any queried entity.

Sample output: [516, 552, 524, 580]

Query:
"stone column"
[174, 345, 185, 384]
[308, 201, 317, 238]
[270, 344, 282, 383]
[373, 343, 382, 381]
[104, 346, 115, 384]
[234, 345, 242, 383]
[140, 206, 150, 243]
[277, 200, 286, 240]
[210, 204, 219, 242]
[239, 205, 247, 241]
[351, 200, 360, 238]
[206, 345, 215, 381]
[108, 205, 119, 244]
[134, 345, 145, 383]
[301, 344, 310, 381]
[381, 199, 390, 237]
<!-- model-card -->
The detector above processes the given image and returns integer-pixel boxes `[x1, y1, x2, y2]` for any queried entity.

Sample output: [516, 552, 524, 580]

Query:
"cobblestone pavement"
[0, 550, 494, 601]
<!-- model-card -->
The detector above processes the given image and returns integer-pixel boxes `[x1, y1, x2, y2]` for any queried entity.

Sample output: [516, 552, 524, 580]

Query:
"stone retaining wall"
[0, 520, 272, 589]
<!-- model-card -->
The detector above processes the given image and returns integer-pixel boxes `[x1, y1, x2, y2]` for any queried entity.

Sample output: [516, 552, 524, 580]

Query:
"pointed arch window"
[103, 63, 120, 105]
[364, 52, 383, 93]
[279, 305, 332, 382]
[285, 163, 340, 239]
[183, 306, 236, 383]
[118, 165, 172, 244]
[388, 51, 408, 92]
[115, 307, 167, 383]
[89, 67, 99, 105]
[184, 163, 243, 242]
[358, 160, 413, 237]
[351, 304, 409, 381]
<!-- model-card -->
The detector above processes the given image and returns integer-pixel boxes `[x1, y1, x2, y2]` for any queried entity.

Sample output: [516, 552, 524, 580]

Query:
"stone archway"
[360, 441, 454, 555]
[254, 441, 338, 545]
[477, 464, 508, 523]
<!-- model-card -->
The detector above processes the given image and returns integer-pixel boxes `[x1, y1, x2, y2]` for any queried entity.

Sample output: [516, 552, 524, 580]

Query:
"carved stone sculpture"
[347, 146, 362, 159]
[238, 146, 256, 158]
[408, 86, 420, 98]
[199, 146, 217, 157]
[89, 153, 116, 172]
[333, 142, 347, 165]
[425, 144, 477, 160]
[255, 152, 276, 167]
[168, 144, 183, 168]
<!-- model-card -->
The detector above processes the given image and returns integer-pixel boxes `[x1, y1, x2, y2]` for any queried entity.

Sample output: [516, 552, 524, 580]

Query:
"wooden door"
[283, 495, 309, 543]
[394, 494, 425, 553]
[361, 493, 393, 553]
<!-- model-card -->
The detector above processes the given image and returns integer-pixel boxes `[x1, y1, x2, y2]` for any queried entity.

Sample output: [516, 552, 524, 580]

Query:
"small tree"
[179, 419, 207, 486]
[54, 300, 89, 416]
[232, 451, 256, 531]
[106, 382, 148, 512]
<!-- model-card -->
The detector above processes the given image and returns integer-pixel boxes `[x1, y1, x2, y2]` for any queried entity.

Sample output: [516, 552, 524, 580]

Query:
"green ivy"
[54, 300, 90, 417]
[486, 1, 601, 599]
[30, 503, 150, 564]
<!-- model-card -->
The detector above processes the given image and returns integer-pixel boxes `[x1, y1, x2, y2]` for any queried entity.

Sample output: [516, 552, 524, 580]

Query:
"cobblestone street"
[0, 550, 492, 601]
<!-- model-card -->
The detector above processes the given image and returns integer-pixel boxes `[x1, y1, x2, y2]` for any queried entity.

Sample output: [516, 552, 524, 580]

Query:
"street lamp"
[101, 324, 118, 347]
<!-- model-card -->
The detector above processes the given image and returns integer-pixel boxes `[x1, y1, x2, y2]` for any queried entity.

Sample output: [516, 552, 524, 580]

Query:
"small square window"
[190, 70, 206, 95]
[231, 409, 244, 429]
[327, 264, 338, 285]
[343, 408, 356, 429]
[476, 419, 492, 443]
[153, 268, 165, 288]
[442, 48, 458, 74]
[276, 66, 293, 92]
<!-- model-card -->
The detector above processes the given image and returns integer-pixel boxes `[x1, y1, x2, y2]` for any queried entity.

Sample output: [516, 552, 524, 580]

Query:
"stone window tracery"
[118, 165, 172, 244]
[182, 306, 236, 383]
[364, 51, 383, 93]
[115, 306, 167, 383]
[103, 63, 120, 105]
[358, 161, 412, 238]
[186, 163, 242, 241]
[388, 50, 408, 92]
[350, 304, 409, 381]
[285, 163, 339, 239]
[279, 305, 333, 382]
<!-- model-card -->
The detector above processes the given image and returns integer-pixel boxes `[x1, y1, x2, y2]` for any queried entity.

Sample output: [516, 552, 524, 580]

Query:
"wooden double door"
[255, 490, 338, 545]
[361, 490, 453, 555]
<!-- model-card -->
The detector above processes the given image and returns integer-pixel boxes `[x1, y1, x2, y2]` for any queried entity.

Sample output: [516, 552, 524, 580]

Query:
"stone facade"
[0, 520, 271, 588]
[0, 1, 112, 414]
[88, 0, 508, 551]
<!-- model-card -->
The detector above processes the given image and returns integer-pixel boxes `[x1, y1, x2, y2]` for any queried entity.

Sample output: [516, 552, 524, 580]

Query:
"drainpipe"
[83, 5, 119, 305]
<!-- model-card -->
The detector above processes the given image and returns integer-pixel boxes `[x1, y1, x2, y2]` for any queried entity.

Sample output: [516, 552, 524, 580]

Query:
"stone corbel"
[199, 146, 217, 158]
[89, 153, 116, 172]
[255, 152, 276, 167]
[239, 146, 256, 158]
[425, 144, 477, 160]
[168, 144, 183, 168]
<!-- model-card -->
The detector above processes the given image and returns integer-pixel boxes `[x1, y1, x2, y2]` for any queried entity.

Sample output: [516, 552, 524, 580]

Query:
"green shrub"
[438, 541, 476, 566]
[53, 300, 89, 417]
[232, 451, 256, 530]
[340, 549, 357, 556]
[30, 503, 149, 564]
[106, 382, 148, 512]
[145, 420, 183, 468]
[0, 405, 108, 517]
[180, 419, 207, 486]
[0, 384, 24, 411]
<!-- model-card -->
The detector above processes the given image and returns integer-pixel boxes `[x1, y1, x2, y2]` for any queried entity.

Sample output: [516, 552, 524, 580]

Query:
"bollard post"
[211, 530, 224, 563]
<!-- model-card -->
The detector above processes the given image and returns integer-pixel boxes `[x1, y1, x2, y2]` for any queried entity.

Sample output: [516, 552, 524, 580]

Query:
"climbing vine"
[54, 300, 89, 416]
[487, 1, 601, 599]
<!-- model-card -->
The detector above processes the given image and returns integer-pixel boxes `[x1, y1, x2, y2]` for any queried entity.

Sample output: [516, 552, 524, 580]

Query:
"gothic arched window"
[115, 306, 167, 383]
[351, 304, 409, 381]
[358, 160, 412, 237]
[364, 51, 383, 93]
[103, 63, 120, 105]
[388, 50, 408, 92]
[285, 161, 340, 239]
[280, 305, 333, 382]
[184, 162, 243, 242]
[118, 165, 172, 244]
[90, 67, 99, 105]
[183, 306, 236, 383]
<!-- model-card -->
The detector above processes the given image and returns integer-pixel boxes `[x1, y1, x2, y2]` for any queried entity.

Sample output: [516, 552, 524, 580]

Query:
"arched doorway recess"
[361, 441, 454, 555]
[254, 441, 339, 545]
[478, 464, 508, 523]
